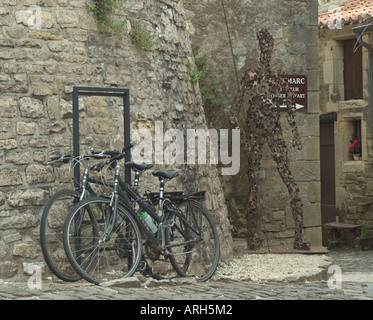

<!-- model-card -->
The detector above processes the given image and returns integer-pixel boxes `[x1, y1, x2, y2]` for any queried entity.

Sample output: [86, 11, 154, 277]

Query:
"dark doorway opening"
[320, 113, 337, 246]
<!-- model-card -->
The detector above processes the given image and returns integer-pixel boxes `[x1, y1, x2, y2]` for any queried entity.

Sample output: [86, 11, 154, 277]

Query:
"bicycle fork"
[102, 165, 121, 242]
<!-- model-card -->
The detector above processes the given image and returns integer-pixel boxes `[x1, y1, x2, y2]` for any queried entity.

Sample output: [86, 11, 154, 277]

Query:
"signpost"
[277, 75, 307, 111]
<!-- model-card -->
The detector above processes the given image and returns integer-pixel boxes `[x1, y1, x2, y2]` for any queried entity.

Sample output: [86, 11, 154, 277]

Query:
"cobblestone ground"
[0, 249, 372, 301]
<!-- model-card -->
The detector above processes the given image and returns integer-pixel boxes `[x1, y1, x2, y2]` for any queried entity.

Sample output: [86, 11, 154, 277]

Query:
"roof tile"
[319, 0, 373, 28]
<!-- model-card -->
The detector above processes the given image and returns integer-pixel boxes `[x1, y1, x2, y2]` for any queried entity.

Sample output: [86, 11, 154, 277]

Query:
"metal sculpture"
[229, 29, 310, 251]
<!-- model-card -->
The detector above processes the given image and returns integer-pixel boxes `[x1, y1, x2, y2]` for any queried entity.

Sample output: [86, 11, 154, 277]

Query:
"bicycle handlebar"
[46, 143, 133, 165]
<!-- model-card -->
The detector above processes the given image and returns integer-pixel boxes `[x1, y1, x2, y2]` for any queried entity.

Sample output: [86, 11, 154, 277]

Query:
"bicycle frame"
[72, 163, 206, 263]
[111, 168, 204, 256]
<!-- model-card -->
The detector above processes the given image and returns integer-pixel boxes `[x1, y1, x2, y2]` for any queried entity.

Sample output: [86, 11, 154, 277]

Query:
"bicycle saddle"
[152, 170, 179, 180]
[125, 162, 154, 172]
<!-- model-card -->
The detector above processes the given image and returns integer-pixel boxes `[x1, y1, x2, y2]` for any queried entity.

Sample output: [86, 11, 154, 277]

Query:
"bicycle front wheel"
[40, 189, 82, 282]
[166, 199, 220, 282]
[63, 197, 143, 284]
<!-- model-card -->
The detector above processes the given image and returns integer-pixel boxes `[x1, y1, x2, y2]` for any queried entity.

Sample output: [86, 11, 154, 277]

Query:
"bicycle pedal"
[137, 261, 147, 271]
[142, 267, 154, 278]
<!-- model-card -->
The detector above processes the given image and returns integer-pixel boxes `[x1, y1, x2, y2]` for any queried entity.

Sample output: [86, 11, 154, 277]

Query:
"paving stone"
[0, 249, 372, 300]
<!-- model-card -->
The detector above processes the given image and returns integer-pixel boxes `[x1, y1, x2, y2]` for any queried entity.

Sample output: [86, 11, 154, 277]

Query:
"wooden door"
[344, 38, 363, 100]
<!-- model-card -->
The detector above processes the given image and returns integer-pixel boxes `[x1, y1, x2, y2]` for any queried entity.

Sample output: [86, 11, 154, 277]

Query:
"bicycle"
[39, 145, 136, 282]
[63, 151, 220, 284]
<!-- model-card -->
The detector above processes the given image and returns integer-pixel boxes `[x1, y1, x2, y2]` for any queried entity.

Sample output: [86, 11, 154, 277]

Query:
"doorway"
[320, 114, 337, 246]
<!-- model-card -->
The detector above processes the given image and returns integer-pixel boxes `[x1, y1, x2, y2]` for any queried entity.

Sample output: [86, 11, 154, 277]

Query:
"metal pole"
[72, 87, 80, 190]
[124, 89, 131, 185]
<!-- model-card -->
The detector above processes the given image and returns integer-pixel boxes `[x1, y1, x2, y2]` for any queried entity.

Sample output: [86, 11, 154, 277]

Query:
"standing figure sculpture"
[229, 29, 310, 251]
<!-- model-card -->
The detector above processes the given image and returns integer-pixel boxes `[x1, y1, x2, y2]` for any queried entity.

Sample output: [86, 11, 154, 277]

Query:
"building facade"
[319, 0, 373, 243]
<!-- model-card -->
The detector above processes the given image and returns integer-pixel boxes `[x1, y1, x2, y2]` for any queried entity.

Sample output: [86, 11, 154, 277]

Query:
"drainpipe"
[353, 24, 373, 141]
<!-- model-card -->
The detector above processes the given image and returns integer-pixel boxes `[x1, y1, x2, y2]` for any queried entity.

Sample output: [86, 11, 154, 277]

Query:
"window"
[353, 119, 361, 143]
[343, 38, 363, 100]
[352, 119, 362, 157]
[345, 119, 362, 159]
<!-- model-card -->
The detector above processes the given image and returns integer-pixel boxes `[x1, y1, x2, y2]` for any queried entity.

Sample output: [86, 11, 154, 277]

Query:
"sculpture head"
[257, 29, 274, 66]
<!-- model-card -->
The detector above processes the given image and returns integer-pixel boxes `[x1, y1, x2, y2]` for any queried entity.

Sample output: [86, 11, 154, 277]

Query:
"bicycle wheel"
[63, 196, 143, 284]
[40, 189, 82, 282]
[165, 199, 220, 282]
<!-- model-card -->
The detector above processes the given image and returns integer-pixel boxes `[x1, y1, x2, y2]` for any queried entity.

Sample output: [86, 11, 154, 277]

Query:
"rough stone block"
[16, 121, 37, 135]
[0, 121, 12, 133]
[26, 164, 55, 184]
[19, 97, 44, 118]
[0, 96, 18, 117]
[56, 10, 79, 28]
[0, 169, 22, 186]
[85, 97, 108, 117]
[0, 213, 39, 230]
[92, 121, 118, 134]
[0, 139, 17, 150]
[3, 232, 22, 244]
[0, 244, 9, 258]
[0, 261, 18, 278]
[29, 138, 48, 148]
[39, 121, 66, 135]
[13, 243, 39, 259]
[32, 83, 55, 96]
[99, 277, 142, 288]
[5, 151, 31, 165]
[60, 99, 73, 118]
[7, 189, 49, 207]
[46, 97, 59, 120]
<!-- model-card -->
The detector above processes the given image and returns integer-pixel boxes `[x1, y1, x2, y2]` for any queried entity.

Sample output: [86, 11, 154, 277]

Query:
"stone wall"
[0, 0, 233, 280]
[184, 0, 321, 247]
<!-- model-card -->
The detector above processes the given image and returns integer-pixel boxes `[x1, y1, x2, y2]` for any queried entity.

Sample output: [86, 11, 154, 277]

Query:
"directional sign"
[277, 75, 307, 111]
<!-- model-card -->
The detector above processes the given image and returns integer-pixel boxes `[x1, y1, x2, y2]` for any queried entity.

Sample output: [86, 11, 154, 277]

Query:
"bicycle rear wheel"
[40, 189, 81, 282]
[165, 199, 220, 282]
[63, 196, 143, 284]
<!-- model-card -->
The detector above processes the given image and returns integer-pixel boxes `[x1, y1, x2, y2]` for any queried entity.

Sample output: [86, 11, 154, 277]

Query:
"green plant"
[188, 63, 206, 83]
[86, 0, 128, 41]
[188, 58, 207, 84]
[188, 46, 226, 126]
[200, 76, 226, 110]
[129, 20, 157, 51]
[361, 225, 373, 238]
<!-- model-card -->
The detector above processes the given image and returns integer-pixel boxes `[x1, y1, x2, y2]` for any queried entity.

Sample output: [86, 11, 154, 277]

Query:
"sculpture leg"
[246, 134, 263, 250]
[267, 131, 310, 250]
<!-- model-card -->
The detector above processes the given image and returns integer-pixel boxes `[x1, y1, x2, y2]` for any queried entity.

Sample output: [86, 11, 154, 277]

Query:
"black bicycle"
[40, 145, 135, 282]
[63, 151, 220, 284]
